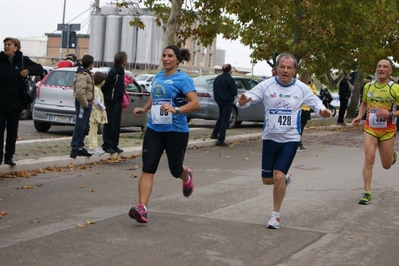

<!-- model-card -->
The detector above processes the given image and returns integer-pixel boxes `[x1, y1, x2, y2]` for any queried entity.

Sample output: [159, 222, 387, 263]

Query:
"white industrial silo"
[151, 20, 164, 66]
[103, 15, 123, 63]
[101, 4, 119, 15]
[120, 15, 138, 66]
[118, 4, 140, 15]
[136, 15, 156, 68]
[89, 14, 106, 62]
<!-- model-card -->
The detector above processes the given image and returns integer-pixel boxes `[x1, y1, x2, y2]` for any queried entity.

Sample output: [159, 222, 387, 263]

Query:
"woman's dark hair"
[114, 51, 127, 65]
[165, 45, 191, 63]
[93, 71, 106, 85]
[81, 54, 94, 68]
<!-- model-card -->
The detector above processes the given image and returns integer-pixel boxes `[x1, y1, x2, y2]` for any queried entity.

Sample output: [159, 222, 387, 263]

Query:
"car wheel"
[34, 121, 51, 132]
[228, 107, 238, 128]
[20, 105, 32, 120]
[235, 121, 243, 126]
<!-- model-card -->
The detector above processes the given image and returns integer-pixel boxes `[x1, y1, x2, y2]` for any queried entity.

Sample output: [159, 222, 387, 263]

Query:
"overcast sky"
[0, 0, 271, 76]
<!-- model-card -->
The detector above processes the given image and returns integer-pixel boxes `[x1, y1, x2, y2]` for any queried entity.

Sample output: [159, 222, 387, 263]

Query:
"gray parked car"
[32, 67, 150, 132]
[187, 75, 263, 128]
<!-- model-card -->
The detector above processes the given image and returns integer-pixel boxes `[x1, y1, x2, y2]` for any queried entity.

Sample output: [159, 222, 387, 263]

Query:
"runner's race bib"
[151, 98, 173, 124]
[267, 109, 293, 133]
[369, 108, 387, 128]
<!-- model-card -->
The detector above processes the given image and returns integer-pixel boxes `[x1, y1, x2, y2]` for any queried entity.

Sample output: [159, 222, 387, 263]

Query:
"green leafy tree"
[115, 0, 399, 117]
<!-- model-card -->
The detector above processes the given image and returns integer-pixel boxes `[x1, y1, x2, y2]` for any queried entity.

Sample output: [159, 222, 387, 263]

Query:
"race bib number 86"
[151, 98, 173, 124]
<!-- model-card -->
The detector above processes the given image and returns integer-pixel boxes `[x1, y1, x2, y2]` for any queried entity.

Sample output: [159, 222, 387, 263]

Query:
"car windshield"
[136, 75, 151, 81]
[44, 71, 76, 87]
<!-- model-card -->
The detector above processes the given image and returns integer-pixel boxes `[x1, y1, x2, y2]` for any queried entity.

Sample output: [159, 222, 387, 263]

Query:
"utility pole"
[59, 0, 67, 61]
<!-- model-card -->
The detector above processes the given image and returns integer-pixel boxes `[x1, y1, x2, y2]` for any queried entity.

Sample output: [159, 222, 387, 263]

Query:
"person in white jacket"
[236, 53, 332, 229]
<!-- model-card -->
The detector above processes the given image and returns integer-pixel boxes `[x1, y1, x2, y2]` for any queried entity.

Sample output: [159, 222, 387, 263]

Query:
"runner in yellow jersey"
[352, 59, 399, 205]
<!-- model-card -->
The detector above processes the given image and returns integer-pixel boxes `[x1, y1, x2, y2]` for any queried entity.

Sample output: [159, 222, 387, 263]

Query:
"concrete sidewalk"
[0, 122, 358, 174]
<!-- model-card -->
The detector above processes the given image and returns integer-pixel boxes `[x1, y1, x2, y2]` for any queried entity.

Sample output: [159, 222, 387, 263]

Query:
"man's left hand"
[319, 109, 332, 118]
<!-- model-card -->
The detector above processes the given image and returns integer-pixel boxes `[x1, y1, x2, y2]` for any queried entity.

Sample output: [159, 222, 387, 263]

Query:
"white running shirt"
[236, 77, 326, 143]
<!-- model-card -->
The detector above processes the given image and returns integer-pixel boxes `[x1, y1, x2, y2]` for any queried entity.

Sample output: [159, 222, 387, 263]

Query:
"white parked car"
[135, 74, 155, 90]
[32, 67, 150, 132]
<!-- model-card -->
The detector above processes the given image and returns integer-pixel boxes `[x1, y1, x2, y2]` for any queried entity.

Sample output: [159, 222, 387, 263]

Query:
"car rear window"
[193, 76, 215, 90]
[44, 71, 76, 87]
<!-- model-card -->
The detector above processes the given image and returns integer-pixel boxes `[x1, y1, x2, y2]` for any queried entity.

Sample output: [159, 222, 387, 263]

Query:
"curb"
[0, 133, 263, 174]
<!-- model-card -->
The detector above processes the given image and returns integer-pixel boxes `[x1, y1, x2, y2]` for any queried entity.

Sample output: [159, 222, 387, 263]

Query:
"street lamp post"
[250, 59, 257, 76]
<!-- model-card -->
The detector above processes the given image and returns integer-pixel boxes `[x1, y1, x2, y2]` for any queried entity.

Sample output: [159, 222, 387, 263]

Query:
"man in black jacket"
[102, 51, 127, 154]
[337, 72, 351, 126]
[210, 64, 237, 146]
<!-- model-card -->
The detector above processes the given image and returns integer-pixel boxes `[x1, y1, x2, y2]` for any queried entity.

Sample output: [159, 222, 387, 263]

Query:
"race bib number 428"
[268, 109, 293, 131]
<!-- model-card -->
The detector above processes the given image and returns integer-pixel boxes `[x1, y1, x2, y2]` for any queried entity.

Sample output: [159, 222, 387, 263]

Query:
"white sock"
[271, 211, 279, 217]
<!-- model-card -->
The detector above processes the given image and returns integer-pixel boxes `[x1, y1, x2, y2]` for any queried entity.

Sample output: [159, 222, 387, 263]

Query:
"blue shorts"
[261, 139, 298, 178]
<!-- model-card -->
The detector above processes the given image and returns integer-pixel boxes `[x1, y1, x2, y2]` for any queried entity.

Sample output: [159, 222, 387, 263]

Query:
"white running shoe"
[267, 214, 280, 229]
[89, 147, 105, 155]
[285, 173, 293, 186]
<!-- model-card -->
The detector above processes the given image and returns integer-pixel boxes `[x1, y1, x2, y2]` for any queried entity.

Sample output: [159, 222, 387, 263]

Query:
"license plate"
[47, 115, 73, 123]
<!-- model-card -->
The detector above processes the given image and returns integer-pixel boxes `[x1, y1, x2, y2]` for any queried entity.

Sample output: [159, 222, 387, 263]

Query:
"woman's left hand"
[20, 69, 30, 78]
[161, 103, 177, 114]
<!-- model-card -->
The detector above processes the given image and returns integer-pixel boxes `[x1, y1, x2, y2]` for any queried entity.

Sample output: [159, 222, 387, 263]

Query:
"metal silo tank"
[104, 15, 122, 63]
[136, 15, 155, 67]
[120, 15, 138, 65]
[89, 14, 106, 62]
[151, 19, 164, 66]
[101, 4, 119, 15]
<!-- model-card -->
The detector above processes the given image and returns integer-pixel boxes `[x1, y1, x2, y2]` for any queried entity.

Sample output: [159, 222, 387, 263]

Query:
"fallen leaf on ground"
[31, 220, 41, 224]
[78, 185, 84, 188]
[76, 224, 85, 228]
[130, 173, 138, 178]
[89, 189, 95, 192]
[86, 219, 95, 225]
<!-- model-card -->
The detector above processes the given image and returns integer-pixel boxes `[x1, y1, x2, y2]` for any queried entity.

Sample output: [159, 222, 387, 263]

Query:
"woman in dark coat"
[0, 37, 43, 166]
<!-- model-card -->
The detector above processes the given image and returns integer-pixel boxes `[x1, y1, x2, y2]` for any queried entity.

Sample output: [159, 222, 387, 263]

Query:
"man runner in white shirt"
[236, 53, 332, 229]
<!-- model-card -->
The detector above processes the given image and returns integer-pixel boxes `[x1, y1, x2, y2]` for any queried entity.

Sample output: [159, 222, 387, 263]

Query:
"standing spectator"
[337, 73, 351, 126]
[360, 75, 373, 121]
[210, 63, 237, 146]
[101, 51, 128, 154]
[57, 53, 77, 68]
[352, 59, 399, 205]
[0, 37, 43, 166]
[129, 45, 200, 224]
[297, 72, 318, 151]
[88, 72, 107, 155]
[236, 53, 331, 229]
[271, 67, 277, 77]
[70, 54, 95, 158]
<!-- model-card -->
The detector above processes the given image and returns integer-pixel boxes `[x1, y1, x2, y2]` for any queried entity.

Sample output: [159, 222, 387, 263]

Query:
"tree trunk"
[347, 71, 364, 118]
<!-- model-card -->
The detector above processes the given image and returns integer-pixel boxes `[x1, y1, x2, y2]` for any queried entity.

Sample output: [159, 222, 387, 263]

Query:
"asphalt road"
[1, 128, 399, 265]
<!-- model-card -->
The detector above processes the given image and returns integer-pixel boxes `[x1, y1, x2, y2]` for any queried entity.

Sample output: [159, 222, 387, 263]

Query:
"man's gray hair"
[276, 53, 298, 69]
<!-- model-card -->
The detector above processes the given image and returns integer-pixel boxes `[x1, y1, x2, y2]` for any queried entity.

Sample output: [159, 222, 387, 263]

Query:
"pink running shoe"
[182, 168, 194, 197]
[128, 203, 148, 223]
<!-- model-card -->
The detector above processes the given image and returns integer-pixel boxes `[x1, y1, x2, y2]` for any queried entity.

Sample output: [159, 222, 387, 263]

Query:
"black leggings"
[142, 128, 189, 177]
